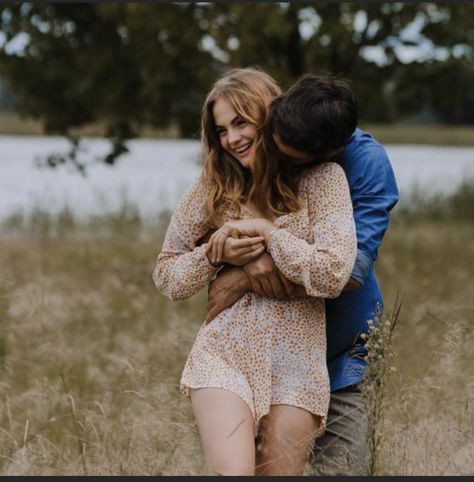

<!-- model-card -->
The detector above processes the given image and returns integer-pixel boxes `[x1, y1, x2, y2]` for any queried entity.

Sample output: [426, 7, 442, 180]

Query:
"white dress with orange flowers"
[153, 162, 357, 436]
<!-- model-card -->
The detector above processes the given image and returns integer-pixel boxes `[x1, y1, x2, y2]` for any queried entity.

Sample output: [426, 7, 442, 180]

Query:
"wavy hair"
[201, 67, 303, 227]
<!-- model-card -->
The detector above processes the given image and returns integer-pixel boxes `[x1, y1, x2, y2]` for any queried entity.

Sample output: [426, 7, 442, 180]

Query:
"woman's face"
[212, 97, 257, 169]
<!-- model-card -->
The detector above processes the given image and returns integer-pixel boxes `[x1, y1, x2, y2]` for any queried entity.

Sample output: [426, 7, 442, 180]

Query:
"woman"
[153, 68, 356, 475]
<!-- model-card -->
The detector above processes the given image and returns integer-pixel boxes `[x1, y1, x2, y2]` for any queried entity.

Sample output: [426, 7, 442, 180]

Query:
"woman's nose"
[227, 128, 241, 145]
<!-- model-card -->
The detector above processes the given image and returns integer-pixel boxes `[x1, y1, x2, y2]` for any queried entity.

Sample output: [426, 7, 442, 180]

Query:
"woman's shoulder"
[169, 174, 211, 241]
[171, 174, 211, 224]
[176, 175, 210, 208]
[301, 161, 346, 189]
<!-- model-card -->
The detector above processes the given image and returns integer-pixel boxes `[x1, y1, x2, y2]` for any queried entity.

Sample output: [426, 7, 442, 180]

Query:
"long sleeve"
[152, 177, 218, 301]
[267, 162, 357, 298]
[346, 143, 399, 285]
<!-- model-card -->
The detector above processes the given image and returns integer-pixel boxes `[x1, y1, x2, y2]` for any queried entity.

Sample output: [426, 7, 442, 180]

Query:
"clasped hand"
[205, 218, 274, 266]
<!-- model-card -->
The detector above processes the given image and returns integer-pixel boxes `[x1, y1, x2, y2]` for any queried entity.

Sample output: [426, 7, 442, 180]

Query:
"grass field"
[0, 112, 473, 145]
[0, 189, 473, 475]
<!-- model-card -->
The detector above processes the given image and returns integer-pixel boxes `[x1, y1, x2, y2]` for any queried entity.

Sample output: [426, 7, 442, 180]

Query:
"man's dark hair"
[270, 73, 358, 160]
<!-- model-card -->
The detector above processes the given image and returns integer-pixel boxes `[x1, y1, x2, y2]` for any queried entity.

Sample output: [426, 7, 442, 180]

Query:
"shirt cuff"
[198, 243, 220, 273]
[350, 249, 372, 285]
[266, 227, 287, 257]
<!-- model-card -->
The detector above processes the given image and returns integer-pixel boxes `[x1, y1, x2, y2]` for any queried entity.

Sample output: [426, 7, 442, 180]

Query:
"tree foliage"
[0, 2, 472, 167]
[0, 3, 218, 167]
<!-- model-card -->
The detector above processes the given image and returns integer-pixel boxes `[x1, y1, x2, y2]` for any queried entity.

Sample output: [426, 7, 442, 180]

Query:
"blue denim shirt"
[326, 128, 399, 391]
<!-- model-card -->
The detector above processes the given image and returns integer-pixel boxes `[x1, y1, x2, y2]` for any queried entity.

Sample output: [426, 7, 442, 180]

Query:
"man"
[205, 73, 399, 475]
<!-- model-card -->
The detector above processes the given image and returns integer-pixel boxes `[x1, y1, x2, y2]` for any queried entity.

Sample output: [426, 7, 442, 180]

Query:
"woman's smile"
[213, 97, 257, 168]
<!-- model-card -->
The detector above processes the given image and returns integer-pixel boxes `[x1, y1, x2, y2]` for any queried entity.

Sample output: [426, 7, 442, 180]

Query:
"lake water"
[1, 135, 473, 222]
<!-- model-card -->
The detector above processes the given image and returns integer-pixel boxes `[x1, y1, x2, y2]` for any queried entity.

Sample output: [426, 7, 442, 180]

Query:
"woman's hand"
[207, 236, 266, 266]
[207, 218, 275, 265]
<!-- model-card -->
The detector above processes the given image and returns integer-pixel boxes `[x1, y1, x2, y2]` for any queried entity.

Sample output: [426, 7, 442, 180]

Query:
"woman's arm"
[265, 162, 357, 298]
[152, 178, 219, 301]
[206, 163, 356, 299]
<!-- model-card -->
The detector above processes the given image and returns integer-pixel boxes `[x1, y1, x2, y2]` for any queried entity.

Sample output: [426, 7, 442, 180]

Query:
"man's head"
[269, 73, 358, 165]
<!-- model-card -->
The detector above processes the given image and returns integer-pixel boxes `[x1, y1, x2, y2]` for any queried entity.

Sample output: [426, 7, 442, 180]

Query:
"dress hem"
[181, 382, 327, 439]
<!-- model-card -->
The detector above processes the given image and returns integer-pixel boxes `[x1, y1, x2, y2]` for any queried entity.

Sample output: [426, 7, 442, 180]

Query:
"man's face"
[273, 132, 345, 166]
[272, 132, 314, 165]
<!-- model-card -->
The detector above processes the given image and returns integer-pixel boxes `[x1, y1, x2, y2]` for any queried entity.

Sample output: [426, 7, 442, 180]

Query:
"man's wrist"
[238, 267, 252, 291]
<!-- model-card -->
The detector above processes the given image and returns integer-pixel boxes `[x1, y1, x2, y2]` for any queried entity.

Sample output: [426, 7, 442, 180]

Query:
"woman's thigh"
[190, 388, 256, 476]
[256, 404, 323, 476]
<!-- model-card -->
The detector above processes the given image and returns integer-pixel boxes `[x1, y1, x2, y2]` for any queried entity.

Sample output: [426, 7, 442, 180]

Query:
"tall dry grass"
[0, 211, 207, 475]
[0, 183, 473, 475]
[367, 213, 474, 476]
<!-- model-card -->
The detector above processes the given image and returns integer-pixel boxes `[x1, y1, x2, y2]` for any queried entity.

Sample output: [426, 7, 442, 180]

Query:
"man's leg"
[309, 383, 369, 476]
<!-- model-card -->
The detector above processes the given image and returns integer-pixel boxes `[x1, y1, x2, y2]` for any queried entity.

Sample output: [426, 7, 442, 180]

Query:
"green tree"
[392, 3, 474, 123]
[0, 3, 472, 169]
[0, 3, 220, 168]
[206, 3, 473, 123]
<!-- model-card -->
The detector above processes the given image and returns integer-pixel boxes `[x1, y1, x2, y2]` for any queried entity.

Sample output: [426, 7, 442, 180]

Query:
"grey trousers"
[309, 383, 369, 476]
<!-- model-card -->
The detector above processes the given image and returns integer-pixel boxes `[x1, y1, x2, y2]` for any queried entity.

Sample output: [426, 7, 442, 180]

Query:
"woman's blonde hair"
[201, 67, 301, 227]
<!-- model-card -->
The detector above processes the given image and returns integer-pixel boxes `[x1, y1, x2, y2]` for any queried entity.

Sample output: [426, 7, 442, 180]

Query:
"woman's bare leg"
[190, 388, 256, 476]
[256, 404, 323, 476]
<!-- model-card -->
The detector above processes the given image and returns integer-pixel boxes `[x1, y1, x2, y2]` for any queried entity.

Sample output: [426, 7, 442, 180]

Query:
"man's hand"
[196, 228, 215, 247]
[205, 266, 250, 324]
[343, 277, 361, 291]
[243, 252, 300, 299]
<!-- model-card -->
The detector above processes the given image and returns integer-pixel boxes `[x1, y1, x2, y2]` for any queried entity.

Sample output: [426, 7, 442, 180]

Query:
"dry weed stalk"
[60, 372, 88, 476]
[361, 297, 403, 475]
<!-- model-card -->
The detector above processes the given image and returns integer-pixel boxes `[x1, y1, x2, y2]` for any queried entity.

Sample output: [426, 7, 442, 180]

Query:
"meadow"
[0, 183, 473, 475]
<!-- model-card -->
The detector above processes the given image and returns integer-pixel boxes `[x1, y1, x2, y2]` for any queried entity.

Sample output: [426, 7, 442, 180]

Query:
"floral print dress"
[153, 162, 357, 436]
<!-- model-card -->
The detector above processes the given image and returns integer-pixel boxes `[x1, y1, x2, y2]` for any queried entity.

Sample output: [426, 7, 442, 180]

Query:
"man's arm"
[205, 265, 250, 323]
[347, 145, 399, 286]
[236, 143, 399, 295]
[205, 241, 358, 324]
[205, 251, 306, 323]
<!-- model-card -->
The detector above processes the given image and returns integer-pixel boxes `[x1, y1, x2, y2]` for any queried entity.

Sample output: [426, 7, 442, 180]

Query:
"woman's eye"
[236, 118, 247, 126]
[217, 130, 226, 137]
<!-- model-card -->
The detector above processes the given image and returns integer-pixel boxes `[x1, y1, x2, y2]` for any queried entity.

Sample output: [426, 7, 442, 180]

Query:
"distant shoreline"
[0, 112, 473, 146]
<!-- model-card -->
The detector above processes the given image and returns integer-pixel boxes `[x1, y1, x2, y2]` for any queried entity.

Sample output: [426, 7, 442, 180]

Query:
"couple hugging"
[153, 67, 399, 476]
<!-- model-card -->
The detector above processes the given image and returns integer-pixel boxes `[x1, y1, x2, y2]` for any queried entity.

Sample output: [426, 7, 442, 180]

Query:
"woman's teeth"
[235, 144, 251, 154]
